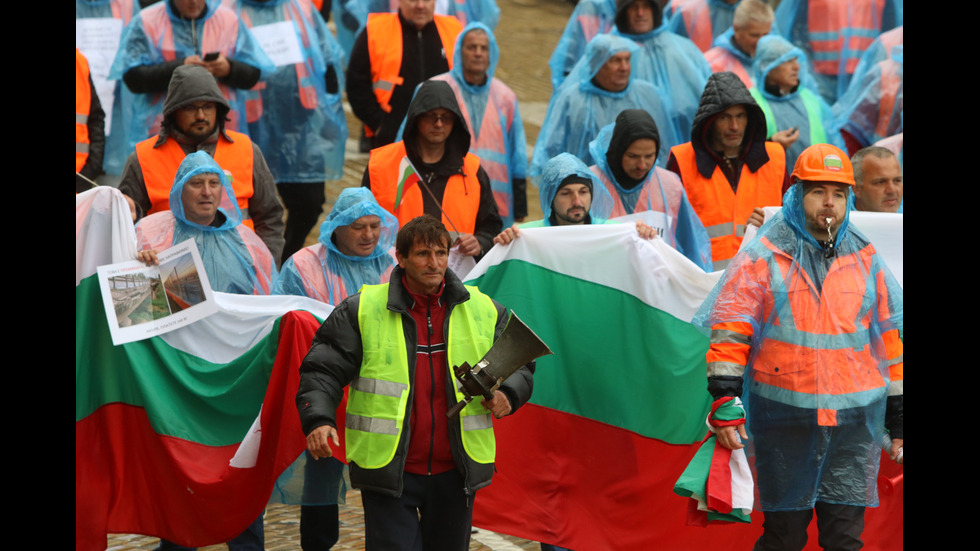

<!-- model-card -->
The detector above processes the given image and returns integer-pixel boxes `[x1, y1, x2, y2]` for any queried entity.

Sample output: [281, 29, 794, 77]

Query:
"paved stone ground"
[105, 1, 573, 549]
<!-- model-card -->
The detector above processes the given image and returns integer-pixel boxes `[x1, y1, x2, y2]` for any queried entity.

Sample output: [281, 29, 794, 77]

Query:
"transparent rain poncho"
[774, 0, 902, 102]
[76, 0, 142, 176]
[273, 188, 398, 305]
[613, 22, 712, 142]
[531, 34, 681, 179]
[430, 23, 528, 227]
[705, 27, 755, 89]
[588, 121, 712, 270]
[237, 0, 348, 182]
[135, 151, 278, 296]
[832, 45, 903, 149]
[750, 35, 835, 170]
[548, 0, 618, 90]
[109, 0, 274, 154]
[525, 153, 615, 227]
[664, 0, 739, 52]
[693, 182, 903, 510]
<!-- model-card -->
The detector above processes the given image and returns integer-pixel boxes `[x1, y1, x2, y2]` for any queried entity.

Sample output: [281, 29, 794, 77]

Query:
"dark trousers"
[277, 182, 325, 264]
[301, 504, 339, 550]
[753, 502, 866, 551]
[360, 470, 473, 551]
[156, 514, 264, 551]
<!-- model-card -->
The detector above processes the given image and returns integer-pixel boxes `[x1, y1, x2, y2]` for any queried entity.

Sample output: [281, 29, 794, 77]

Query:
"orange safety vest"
[364, 13, 461, 135]
[135, 132, 256, 229]
[707, 237, 903, 425]
[368, 141, 482, 234]
[670, 141, 784, 270]
[807, 0, 886, 76]
[76, 50, 92, 173]
[705, 46, 754, 89]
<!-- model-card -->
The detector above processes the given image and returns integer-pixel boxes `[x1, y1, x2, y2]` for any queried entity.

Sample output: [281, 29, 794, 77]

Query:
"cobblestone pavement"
[106, 1, 572, 549]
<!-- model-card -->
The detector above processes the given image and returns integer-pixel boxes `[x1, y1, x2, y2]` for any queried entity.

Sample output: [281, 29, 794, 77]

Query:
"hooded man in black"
[665, 71, 787, 270]
[363, 80, 502, 258]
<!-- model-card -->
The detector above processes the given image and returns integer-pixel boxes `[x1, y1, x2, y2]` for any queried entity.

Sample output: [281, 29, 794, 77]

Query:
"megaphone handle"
[446, 396, 472, 419]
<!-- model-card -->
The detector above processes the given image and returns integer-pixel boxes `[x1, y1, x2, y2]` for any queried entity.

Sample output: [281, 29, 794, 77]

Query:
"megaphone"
[446, 312, 553, 418]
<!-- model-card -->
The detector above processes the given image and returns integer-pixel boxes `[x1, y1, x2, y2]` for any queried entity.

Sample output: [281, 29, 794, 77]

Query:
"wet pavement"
[105, 1, 573, 549]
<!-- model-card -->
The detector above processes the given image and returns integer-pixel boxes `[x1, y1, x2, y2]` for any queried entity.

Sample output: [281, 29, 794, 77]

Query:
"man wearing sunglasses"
[364, 79, 502, 259]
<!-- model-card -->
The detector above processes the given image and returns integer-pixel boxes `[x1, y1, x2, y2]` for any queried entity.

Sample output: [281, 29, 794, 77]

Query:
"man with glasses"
[119, 65, 284, 262]
[364, 80, 502, 259]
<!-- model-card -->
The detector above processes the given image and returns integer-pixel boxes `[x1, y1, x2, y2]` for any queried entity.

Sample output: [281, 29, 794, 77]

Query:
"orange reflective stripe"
[136, 132, 255, 229]
[670, 142, 784, 269]
[368, 142, 481, 234]
[76, 50, 92, 172]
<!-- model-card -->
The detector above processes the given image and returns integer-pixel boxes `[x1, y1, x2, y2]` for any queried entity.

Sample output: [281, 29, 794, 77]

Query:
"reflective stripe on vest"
[76, 50, 92, 172]
[807, 0, 886, 76]
[368, 141, 482, 234]
[348, 283, 498, 469]
[135, 132, 256, 229]
[365, 13, 461, 134]
[749, 87, 827, 148]
[748, 237, 889, 419]
[670, 141, 784, 271]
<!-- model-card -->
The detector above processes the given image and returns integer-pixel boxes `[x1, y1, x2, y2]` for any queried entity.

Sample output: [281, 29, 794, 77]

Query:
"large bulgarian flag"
[465, 224, 904, 551]
[76, 188, 331, 550]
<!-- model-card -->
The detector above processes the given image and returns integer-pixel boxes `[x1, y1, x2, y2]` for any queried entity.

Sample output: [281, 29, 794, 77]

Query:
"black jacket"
[346, 12, 454, 147]
[296, 266, 534, 498]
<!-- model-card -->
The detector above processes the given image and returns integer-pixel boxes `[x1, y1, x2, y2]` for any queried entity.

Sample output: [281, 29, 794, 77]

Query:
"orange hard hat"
[790, 143, 855, 187]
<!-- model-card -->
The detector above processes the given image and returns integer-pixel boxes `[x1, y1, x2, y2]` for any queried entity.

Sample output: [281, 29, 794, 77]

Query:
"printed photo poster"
[97, 239, 218, 345]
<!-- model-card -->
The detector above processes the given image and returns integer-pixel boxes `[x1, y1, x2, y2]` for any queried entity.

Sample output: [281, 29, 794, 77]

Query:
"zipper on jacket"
[426, 298, 435, 475]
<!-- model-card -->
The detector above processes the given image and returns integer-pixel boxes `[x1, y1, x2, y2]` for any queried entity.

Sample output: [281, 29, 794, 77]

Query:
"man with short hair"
[611, 0, 713, 141]
[110, 0, 273, 155]
[665, 0, 741, 52]
[347, 0, 463, 149]
[431, 23, 529, 228]
[531, 34, 680, 180]
[851, 146, 903, 213]
[296, 214, 534, 551]
[364, 80, 502, 258]
[667, 71, 788, 271]
[136, 151, 277, 297]
[696, 143, 903, 551]
[120, 65, 284, 262]
[588, 110, 713, 270]
[704, 0, 773, 88]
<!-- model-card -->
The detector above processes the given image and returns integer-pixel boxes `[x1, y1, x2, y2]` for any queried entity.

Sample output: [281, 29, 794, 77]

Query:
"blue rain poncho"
[135, 151, 278, 295]
[831, 45, 903, 150]
[774, 0, 902, 103]
[531, 34, 681, 180]
[237, 0, 347, 182]
[705, 27, 755, 88]
[749, 35, 834, 170]
[588, 120, 712, 271]
[548, 0, 618, 90]
[76, 0, 142, 176]
[693, 180, 903, 510]
[332, 0, 500, 66]
[273, 188, 398, 305]
[109, 0, 274, 155]
[524, 153, 615, 227]
[664, 0, 739, 52]
[612, 1, 713, 142]
[843, 26, 903, 108]
[429, 23, 528, 227]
